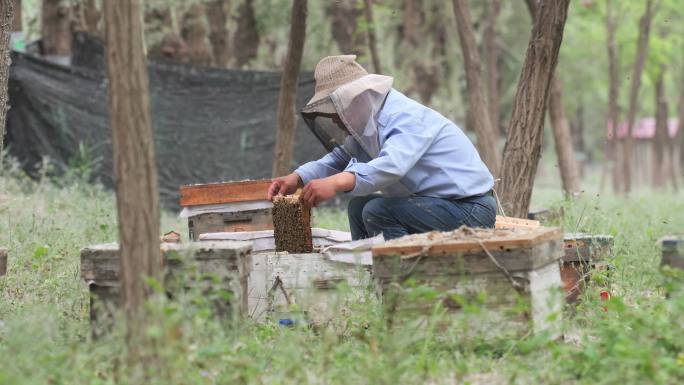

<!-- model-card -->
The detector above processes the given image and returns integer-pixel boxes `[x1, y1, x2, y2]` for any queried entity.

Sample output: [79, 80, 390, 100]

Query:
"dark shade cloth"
[6, 32, 326, 209]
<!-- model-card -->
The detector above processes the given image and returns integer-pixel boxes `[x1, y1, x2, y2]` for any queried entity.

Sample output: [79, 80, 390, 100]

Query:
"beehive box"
[80, 241, 252, 336]
[661, 236, 684, 270]
[179, 180, 273, 240]
[561, 233, 614, 302]
[248, 252, 372, 325]
[372, 227, 564, 338]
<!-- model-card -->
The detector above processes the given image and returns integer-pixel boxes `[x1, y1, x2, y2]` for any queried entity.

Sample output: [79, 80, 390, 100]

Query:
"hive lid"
[372, 226, 563, 257]
[179, 179, 272, 207]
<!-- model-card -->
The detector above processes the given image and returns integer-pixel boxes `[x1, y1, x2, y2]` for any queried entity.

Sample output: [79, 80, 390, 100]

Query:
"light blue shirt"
[295, 89, 494, 199]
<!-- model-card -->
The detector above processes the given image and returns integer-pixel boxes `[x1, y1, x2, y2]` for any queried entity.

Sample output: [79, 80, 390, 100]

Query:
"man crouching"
[268, 55, 496, 240]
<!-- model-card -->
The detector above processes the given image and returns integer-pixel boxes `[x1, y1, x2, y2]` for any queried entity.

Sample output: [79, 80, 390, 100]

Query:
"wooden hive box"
[561, 233, 614, 303]
[248, 252, 372, 326]
[179, 180, 273, 240]
[80, 241, 252, 337]
[661, 236, 684, 270]
[372, 227, 565, 339]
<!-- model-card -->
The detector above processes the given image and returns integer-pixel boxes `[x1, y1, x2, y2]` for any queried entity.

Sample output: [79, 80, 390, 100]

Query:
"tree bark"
[524, 0, 580, 196]
[103, 0, 161, 346]
[205, 0, 231, 68]
[623, 0, 654, 194]
[0, 0, 12, 153]
[605, 0, 621, 193]
[363, 0, 381, 74]
[83, 0, 100, 35]
[499, 0, 570, 218]
[272, 0, 307, 177]
[484, 0, 501, 135]
[452, 0, 500, 177]
[11, 0, 19, 31]
[679, 84, 684, 180]
[326, 0, 364, 56]
[233, 0, 259, 67]
[181, 3, 213, 67]
[42, 0, 72, 56]
[402, 0, 438, 104]
[652, 66, 667, 188]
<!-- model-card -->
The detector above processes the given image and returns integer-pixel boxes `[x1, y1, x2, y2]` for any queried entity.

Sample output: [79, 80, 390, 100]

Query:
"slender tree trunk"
[42, 0, 72, 57]
[524, 0, 580, 196]
[678, 85, 684, 181]
[327, 0, 364, 56]
[10, 0, 18, 32]
[605, 0, 621, 193]
[181, 3, 213, 67]
[103, 0, 161, 352]
[452, 0, 500, 177]
[363, 0, 381, 74]
[0, 0, 12, 153]
[484, 0, 501, 135]
[272, 0, 307, 177]
[402, 0, 438, 104]
[205, 0, 231, 68]
[83, 0, 100, 35]
[623, 0, 654, 194]
[233, 0, 259, 67]
[499, 0, 570, 218]
[652, 66, 667, 188]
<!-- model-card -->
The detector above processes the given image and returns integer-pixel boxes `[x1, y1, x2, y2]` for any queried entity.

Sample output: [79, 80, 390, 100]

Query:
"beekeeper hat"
[304, 55, 368, 112]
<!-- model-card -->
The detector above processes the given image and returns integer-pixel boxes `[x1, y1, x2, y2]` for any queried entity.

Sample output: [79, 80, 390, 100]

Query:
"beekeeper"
[268, 55, 496, 240]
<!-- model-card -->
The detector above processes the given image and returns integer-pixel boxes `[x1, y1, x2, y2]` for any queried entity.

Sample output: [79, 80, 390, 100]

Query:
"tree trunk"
[679, 86, 684, 181]
[145, 5, 188, 62]
[327, 0, 365, 56]
[233, 0, 259, 67]
[272, 0, 307, 177]
[205, 0, 231, 68]
[0, 0, 12, 153]
[103, 0, 161, 350]
[83, 0, 100, 35]
[605, 0, 620, 193]
[484, 0, 501, 135]
[363, 0, 381, 74]
[181, 3, 213, 67]
[42, 0, 72, 57]
[524, 0, 580, 196]
[452, 0, 500, 177]
[11, 0, 19, 31]
[623, 0, 654, 194]
[652, 66, 667, 188]
[402, 0, 439, 104]
[499, 0, 570, 218]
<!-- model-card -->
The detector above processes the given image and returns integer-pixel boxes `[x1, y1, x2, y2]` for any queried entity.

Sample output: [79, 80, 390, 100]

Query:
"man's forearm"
[330, 172, 356, 193]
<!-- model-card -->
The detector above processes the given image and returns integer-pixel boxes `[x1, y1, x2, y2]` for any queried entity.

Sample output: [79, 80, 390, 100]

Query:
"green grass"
[1, 159, 684, 384]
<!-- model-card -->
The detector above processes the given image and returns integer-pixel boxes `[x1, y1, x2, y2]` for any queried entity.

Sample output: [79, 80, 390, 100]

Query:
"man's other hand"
[268, 173, 302, 200]
[300, 172, 355, 207]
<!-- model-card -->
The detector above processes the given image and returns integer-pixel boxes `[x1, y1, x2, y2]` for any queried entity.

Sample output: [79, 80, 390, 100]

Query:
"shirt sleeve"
[294, 146, 351, 185]
[343, 112, 438, 196]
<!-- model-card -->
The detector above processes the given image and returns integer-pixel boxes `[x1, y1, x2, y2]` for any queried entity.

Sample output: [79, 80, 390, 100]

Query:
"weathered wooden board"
[188, 208, 273, 240]
[373, 227, 561, 257]
[494, 215, 541, 230]
[179, 180, 272, 206]
[248, 252, 372, 325]
[81, 241, 252, 336]
[563, 233, 614, 263]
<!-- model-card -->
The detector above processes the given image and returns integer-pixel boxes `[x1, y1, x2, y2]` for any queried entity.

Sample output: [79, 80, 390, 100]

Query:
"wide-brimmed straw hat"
[305, 55, 368, 108]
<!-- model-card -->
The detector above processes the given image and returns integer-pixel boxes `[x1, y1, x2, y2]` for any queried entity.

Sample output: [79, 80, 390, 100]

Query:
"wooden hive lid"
[179, 179, 272, 206]
[372, 226, 564, 257]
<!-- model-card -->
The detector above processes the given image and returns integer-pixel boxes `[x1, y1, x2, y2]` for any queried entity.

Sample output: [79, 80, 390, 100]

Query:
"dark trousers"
[348, 193, 497, 240]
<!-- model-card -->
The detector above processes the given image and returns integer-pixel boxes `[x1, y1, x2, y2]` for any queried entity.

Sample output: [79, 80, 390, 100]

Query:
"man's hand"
[300, 172, 355, 207]
[268, 173, 302, 200]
